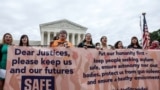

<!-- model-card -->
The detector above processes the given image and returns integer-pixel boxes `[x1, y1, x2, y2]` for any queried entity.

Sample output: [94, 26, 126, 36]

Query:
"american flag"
[142, 13, 150, 49]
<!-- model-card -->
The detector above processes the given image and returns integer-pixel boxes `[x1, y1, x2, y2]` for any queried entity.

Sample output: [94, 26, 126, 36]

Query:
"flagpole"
[142, 12, 145, 49]
[142, 12, 150, 49]
[142, 12, 146, 49]
[142, 12, 146, 16]
[140, 15, 143, 46]
[142, 13, 146, 24]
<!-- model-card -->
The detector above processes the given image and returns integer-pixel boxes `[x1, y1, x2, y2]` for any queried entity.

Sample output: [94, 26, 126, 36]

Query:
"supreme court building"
[0, 19, 87, 46]
[40, 19, 87, 46]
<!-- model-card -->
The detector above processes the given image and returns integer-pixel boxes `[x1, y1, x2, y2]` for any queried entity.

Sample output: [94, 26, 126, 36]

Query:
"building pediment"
[40, 19, 87, 46]
[40, 19, 87, 30]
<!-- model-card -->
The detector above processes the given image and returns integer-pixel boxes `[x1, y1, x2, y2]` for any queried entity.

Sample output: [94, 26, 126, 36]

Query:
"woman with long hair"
[77, 33, 95, 48]
[114, 41, 124, 49]
[0, 33, 13, 89]
[19, 34, 30, 46]
[127, 36, 142, 49]
[100, 36, 112, 49]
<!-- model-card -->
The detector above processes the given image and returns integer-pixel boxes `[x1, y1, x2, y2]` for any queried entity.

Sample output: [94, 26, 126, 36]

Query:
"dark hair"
[2, 33, 13, 45]
[59, 30, 67, 36]
[114, 41, 123, 49]
[53, 36, 58, 40]
[82, 33, 94, 45]
[108, 44, 115, 49]
[95, 42, 100, 46]
[19, 34, 30, 46]
[100, 36, 107, 42]
[128, 36, 141, 48]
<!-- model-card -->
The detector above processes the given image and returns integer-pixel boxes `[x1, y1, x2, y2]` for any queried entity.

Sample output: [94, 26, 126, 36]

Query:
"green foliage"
[150, 29, 160, 42]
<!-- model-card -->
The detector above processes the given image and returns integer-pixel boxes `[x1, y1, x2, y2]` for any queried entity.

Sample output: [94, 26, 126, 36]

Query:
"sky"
[0, 0, 160, 46]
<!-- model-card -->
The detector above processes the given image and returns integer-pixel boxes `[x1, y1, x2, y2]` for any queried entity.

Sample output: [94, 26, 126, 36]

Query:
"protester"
[95, 42, 101, 50]
[114, 41, 124, 49]
[150, 40, 159, 49]
[51, 30, 72, 47]
[127, 36, 142, 49]
[100, 36, 111, 49]
[0, 33, 13, 89]
[77, 33, 95, 48]
[19, 34, 30, 46]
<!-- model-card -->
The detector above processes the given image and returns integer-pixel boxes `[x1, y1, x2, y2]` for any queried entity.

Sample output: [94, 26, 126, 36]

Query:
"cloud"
[0, 0, 160, 46]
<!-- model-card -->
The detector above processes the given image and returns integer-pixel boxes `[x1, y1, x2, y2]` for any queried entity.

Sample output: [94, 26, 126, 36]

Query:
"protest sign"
[4, 46, 160, 90]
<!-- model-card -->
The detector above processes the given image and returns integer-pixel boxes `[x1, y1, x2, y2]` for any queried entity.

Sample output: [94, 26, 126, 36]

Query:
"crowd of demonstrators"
[0, 33, 13, 90]
[0, 30, 160, 89]
[1, 30, 159, 50]
[78, 33, 95, 48]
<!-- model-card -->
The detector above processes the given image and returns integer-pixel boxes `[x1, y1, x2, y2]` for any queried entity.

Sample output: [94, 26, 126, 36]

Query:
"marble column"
[83, 34, 85, 40]
[67, 33, 69, 41]
[56, 32, 59, 39]
[72, 33, 75, 45]
[52, 32, 55, 40]
[47, 32, 50, 45]
[77, 34, 81, 45]
[41, 31, 44, 45]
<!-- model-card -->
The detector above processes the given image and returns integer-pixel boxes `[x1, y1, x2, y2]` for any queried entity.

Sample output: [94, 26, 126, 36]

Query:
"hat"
[59, 30, 67, 35]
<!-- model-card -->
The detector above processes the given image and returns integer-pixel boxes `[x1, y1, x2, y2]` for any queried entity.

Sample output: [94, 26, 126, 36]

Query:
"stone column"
[83, 34, 85, 40]
[52, 32, 55, 39]
[72, 33, 75, 45]
[67, 33, 69, 41]
[56, 32, 59, 39]
[41, 31, 44, 45]
[77, 34, 81, 45]
[47, 32, 50, 45]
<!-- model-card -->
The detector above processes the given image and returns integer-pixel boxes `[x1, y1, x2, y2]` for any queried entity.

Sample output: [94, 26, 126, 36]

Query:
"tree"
[150, 29, 160, 42]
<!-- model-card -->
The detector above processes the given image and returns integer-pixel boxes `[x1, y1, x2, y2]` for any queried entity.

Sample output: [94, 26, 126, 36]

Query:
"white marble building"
[40, 19, 87, 46]
[0, 19, 87, 46]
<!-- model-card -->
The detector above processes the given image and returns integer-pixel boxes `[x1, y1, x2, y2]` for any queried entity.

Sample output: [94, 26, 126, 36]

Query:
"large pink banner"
[4, 46, 160, 90]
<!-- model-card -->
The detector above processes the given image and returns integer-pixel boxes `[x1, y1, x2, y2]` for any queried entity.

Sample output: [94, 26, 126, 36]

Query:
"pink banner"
[4, 46, 160, 90]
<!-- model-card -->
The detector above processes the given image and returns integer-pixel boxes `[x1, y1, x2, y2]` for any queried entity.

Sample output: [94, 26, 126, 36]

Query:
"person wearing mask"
[78, 33, 95, 48]
[100, 36, 111, 49]
[114, 41, 124, 49]
[19, 34, 30, 46]
[51, 30, 72, 47]
[0, 33, 13, 89]
[127, 36, 142, 49]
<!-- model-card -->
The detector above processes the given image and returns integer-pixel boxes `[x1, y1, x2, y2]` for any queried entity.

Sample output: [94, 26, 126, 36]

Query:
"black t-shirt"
[77, 42, 95, 48]
[127, 45, 142, 49]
